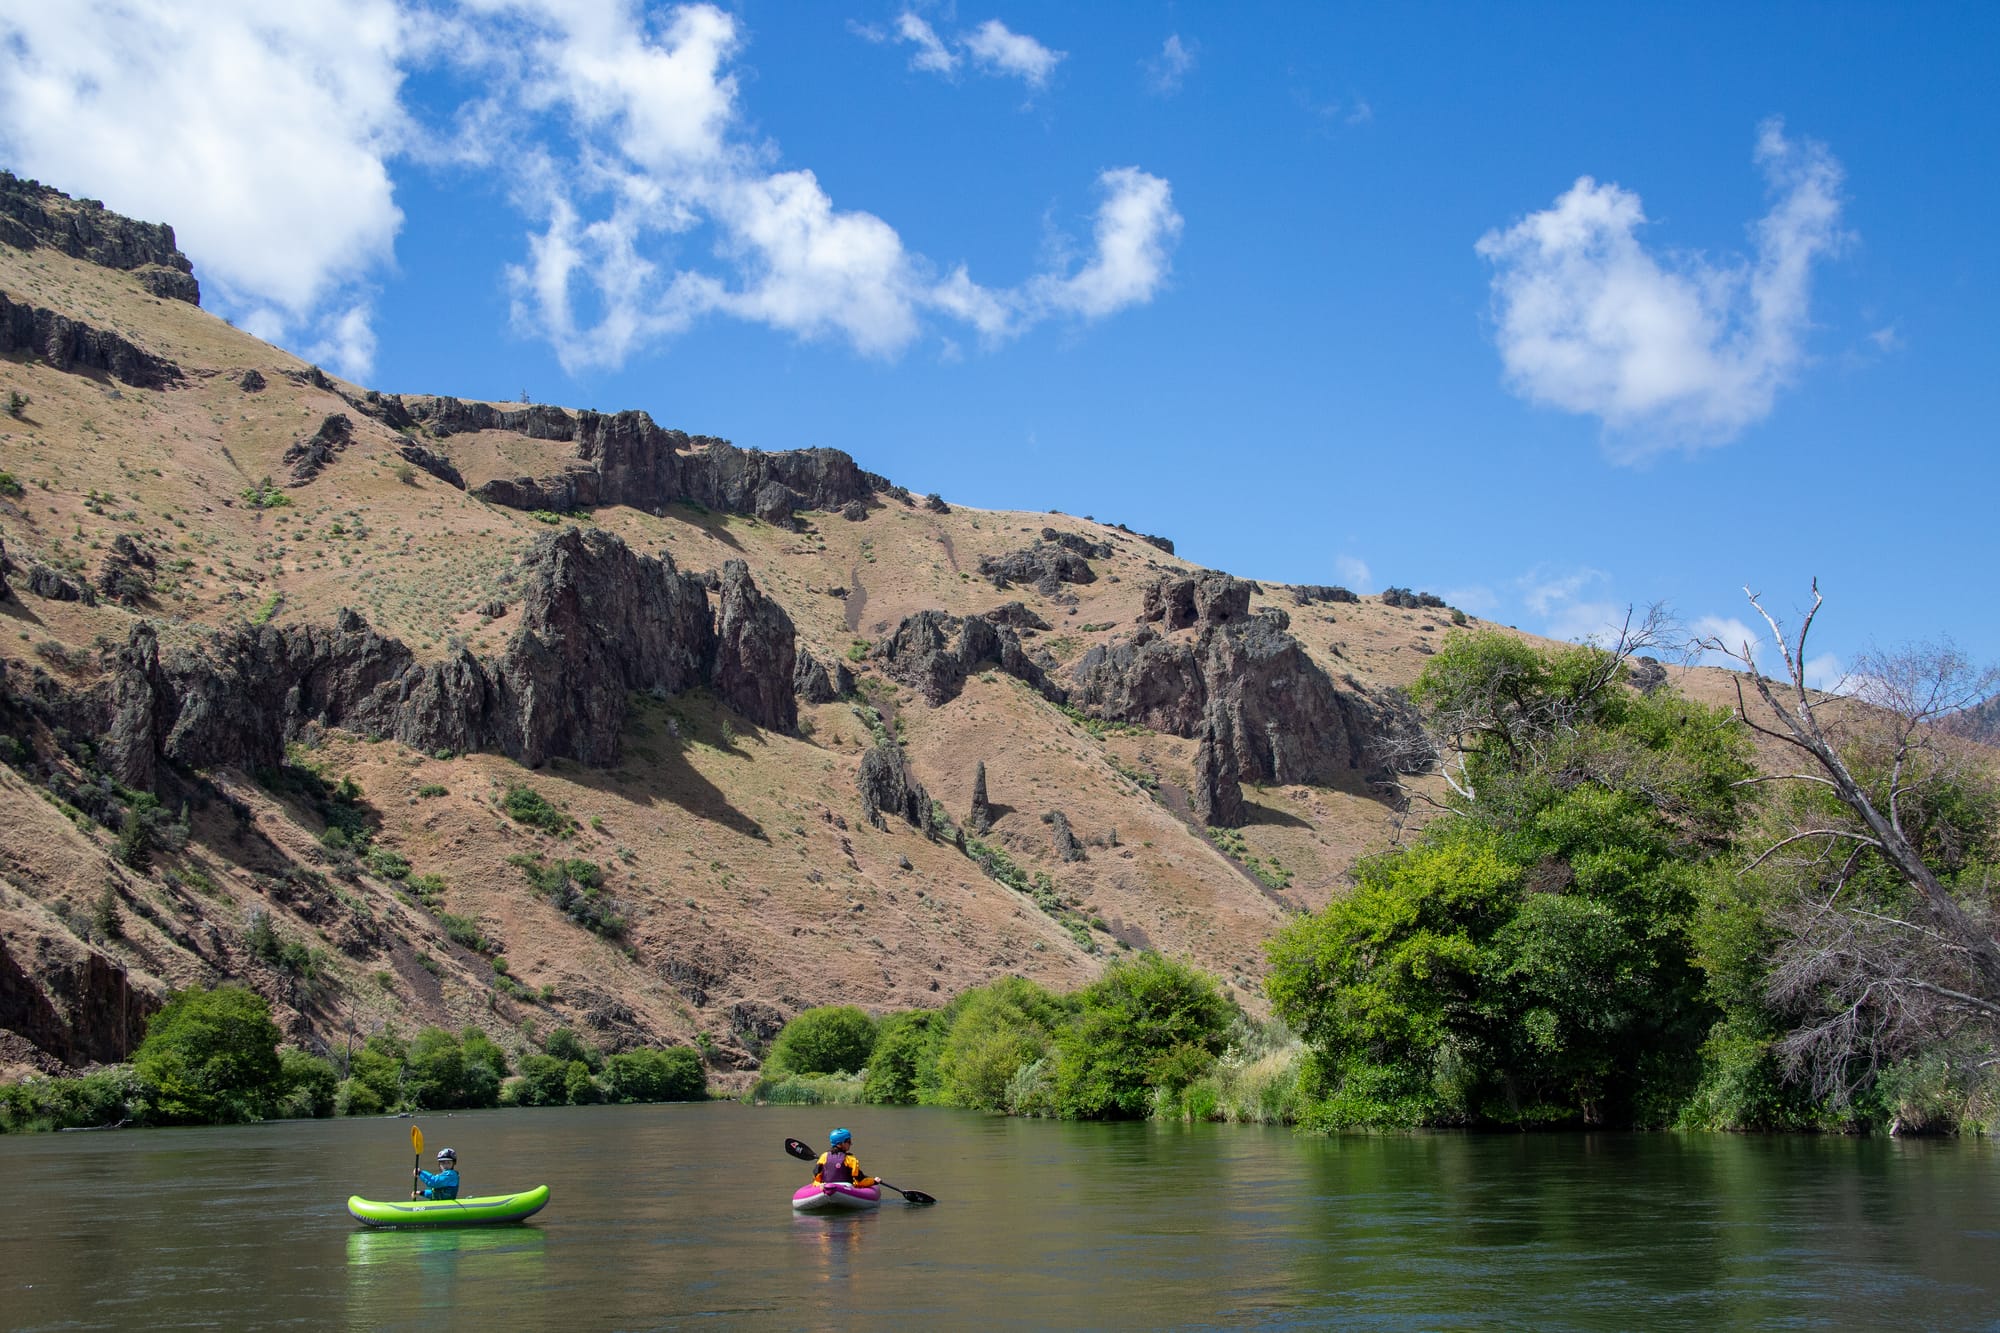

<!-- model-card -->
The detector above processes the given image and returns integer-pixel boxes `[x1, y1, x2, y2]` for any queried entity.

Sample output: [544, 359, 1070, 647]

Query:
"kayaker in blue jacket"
[413, 1147, 460, 1199]
[813, 1128, 874, 1187]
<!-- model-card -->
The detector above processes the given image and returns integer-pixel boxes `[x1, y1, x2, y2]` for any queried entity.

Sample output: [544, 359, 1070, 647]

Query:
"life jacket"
[820, 1149, 854, 1184]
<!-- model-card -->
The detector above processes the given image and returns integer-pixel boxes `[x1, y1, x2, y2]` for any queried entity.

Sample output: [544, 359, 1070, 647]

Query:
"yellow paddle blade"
[411, 1125, 423, 1155]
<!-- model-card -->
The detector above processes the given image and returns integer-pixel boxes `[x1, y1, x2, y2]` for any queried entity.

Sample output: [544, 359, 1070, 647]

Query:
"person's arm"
[854, 1157, 875, 1187]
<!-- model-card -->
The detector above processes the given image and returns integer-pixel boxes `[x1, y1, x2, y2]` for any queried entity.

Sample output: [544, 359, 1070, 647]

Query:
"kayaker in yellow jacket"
[813, 1128, 874, 1186]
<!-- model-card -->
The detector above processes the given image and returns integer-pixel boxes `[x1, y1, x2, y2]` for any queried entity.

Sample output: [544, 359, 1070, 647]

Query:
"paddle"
[783, 1137, 937, 1205]
[410, 1124, 423, 1198]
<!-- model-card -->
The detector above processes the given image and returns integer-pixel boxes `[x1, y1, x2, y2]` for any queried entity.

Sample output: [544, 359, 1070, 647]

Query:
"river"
[2, 1102, 1996, 1329]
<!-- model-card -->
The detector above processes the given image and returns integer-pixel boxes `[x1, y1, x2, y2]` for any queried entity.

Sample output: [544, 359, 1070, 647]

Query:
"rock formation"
[1191, 714, 1246, 828]
[977, 528, 1110, 594]
[713, 559, 798, 732]
[397, 441, 465, 489]
[1043, 808, 1084, 861]
[0, 171, 200, 304]
[1073, 573, 1386, 789]
[282, 414, 354, 486]
[1291, 584, 1359, 606]
[25, 562, 96, 605]
[0, 292, 183, 388]
[968, 761, 992, 834]
[793, 648, 853, 704]
[83, 527, 806, 784]
[872, 610, 1064, 706]
[859, 742, 931, 833]
[96, 534, 156, 605]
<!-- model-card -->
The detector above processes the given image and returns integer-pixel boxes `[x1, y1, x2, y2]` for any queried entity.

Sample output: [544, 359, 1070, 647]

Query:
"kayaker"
[413, 1147, 460, 1200]
[813, 1128, 874, 1187]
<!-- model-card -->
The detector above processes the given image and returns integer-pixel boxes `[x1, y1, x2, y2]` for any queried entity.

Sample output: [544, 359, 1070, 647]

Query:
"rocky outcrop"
[397, 442, 464, 490]
[793, 648, 853, 704]
[977, 529, 1108, 594]
[985, 601, 1051, 632]
[283, 414, 353, 486]
[859, 742, 931, 833]
[0, 932, 156, 1068]
[923, 493, 950, 514]
[0, 535, 11, 601]
[1043, 808, 1084, 861]
[0, 291, 183, 388]
[1073, 575, 1382, 789]
[713, 560, 797, 732]
[0, 171, 200, 305]
[968, 761, 992, 834]
[1139, 571, 1251, 631]
[1191, 714, 1245, 828]
[25, 563, 97, 605]
[86, 527, 781, 782]
[96, 534, 157, 605]
[239, 369, 267, 393]
[401, 396, 888, 525]
[872, 610, 1064, 706]
[500, 528, 719, 764]
[1291, 584, 1359, 606]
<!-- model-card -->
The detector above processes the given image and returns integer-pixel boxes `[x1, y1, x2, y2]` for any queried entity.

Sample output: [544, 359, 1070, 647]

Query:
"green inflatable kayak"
[347, 1185, 550, 1229]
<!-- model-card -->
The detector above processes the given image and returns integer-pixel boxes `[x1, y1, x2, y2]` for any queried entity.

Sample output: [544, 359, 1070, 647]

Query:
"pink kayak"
[792, 1182, 882, 1213]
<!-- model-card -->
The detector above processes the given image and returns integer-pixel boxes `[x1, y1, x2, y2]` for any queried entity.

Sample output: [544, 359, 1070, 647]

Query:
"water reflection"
[344, 1225, 547, 1330]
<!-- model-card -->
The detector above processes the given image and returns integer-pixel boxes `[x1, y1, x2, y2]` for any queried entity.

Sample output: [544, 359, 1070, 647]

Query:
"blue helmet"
[829, 1128, 852, 1147]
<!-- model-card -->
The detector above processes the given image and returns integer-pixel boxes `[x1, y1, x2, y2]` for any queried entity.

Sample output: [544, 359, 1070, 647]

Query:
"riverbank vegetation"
[753, 609, 1999, 1137]
[0, 986, 707, 1132]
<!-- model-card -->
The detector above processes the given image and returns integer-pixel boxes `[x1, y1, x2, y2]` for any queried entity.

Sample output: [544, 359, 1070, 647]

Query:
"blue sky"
[4, 2, 1996, 677]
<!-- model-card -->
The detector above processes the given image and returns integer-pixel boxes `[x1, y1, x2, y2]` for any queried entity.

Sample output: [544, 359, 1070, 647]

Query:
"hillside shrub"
[503, 784, 576, 836]
[929, 977, 1069, 1111]
[0, 1067, 148, 1133]
[767, 1005, 878, 1077]
[277, 1049, 338, 1119]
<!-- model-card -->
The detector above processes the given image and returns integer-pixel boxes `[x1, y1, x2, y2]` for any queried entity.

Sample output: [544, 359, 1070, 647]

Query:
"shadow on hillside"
[1238, 799, 1313, 830]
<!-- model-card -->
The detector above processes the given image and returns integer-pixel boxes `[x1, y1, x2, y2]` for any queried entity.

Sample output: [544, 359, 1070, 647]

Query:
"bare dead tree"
[1698, 580, 2000, 1106]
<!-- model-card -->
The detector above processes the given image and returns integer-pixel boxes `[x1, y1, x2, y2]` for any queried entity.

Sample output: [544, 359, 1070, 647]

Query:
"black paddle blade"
[880, 1182, 938, 1205]
[784, 1137, 816, 1161]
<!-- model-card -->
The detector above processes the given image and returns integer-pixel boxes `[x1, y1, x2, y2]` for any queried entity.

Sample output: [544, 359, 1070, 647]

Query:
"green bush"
[132, 986, 284, 1125]
[405, 1027, 501, 1110]
[930, 977, 1069, 1111]
[1054, 954, 1233, 1119]
[342, 1033, 408, 1114]
[277, 1049, 338, 1119]
[862, 1010, 943, 1104]
[604, 1047, 707, 1102]
[503, 784, 576, 836]
[767, 1005, 878, 1077]
[544, 1026, 603, 1073]
[0, 1066, 148, 1133]
[505, 1054, 572, 1107]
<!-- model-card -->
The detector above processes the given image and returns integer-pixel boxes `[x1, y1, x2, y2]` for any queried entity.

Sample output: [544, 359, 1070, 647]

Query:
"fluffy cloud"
[491, 5, 1174, 369]
[1334, 555, 1373, 590]
[963, 19, 1065, 89]
[0, 0, 409, 376]
[2, 1, 1176, 377]
[1145, 35, 1196, 96]
[1518, 566, 1630, 644]
[862, 12, 1064, 91]
[1476, 120, 1847, 457]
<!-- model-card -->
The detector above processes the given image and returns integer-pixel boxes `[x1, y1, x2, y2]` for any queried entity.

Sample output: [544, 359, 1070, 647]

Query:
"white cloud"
[0, 0, 408, 359]
[892, 12, 960, 75]
[1516, 566, 1629, 644]
[1440, 584, 1499, 617]
[496, 6, 1173, 368]
[1145, 34, 1196, 96]
[1334, 555, 1373, 590]
[1476, 120, 1847, 457]
[1803, 653, 1846, 692]
[2, 1, 1171, 375]
[308, 303, 381, 380]
[963, 19, 1065, 89]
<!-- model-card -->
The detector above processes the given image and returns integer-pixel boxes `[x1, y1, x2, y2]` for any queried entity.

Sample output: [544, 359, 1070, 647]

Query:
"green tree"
[1270, 630, 1752, 1128]
[603, 1048, 706, 1102]
[767, 1006, 878, 1077]
[929, 977, 1070, 1110]
[340, 1032, 408, 1114]
[1054, 954, 1234, 1119]
[132, 986, 284, 1124]
[862, 1011, 944, 1104]
[508, 1054, 570, 1106]
[544, 1027, 602, 1073]
[277, 1049, 338, 1118]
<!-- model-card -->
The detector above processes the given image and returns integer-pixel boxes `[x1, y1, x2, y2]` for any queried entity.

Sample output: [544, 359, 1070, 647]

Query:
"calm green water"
[2, 1102, 1996, 1330]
